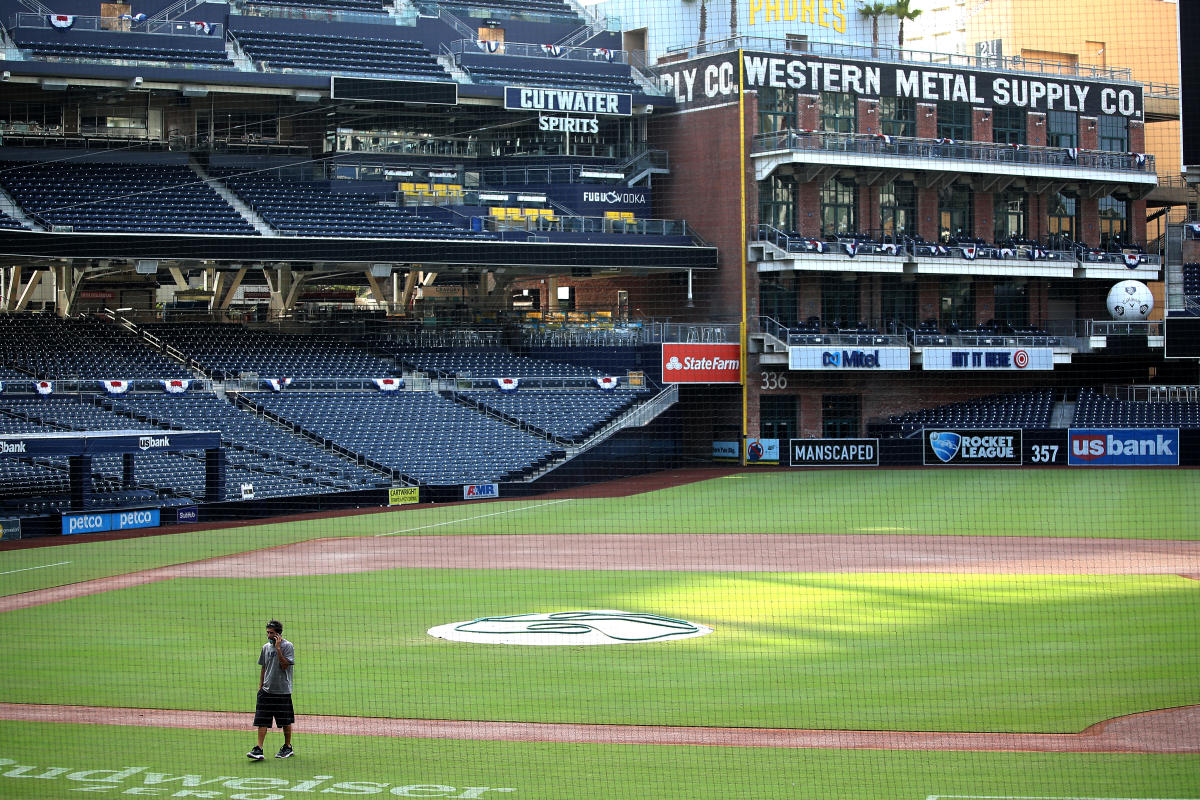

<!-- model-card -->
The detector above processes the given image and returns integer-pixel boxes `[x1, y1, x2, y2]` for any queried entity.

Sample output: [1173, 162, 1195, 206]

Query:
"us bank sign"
[788, 346, 911, 370]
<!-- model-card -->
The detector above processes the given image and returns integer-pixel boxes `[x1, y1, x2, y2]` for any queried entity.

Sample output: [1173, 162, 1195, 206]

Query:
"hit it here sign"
[662, 344, 742, 383]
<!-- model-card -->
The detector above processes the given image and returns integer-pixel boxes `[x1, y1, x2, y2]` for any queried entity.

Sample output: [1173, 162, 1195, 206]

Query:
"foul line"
[0, 561, 70, 576]
[376, 499, 573, 536]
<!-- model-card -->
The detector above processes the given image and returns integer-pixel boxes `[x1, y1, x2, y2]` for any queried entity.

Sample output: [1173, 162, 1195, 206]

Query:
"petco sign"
[662, 344, 741, 384]
[788, 346, 910, 370]
[1068, 428, 1179, 466]
[923, 347, 1054, 370]
[62, 508, 160, 535]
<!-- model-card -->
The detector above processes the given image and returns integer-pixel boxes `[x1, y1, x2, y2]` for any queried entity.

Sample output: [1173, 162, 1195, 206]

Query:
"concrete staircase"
[1050, 401, 1076, 428]
[0, 185, 43, 230]
[189, 159, 276, 236]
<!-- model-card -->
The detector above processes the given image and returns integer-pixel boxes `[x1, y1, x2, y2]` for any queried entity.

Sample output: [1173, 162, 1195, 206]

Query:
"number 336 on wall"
[761, 372, 788, 390]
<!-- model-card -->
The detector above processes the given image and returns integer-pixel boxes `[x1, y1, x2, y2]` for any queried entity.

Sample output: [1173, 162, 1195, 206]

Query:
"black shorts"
[253, 690, 295, 728]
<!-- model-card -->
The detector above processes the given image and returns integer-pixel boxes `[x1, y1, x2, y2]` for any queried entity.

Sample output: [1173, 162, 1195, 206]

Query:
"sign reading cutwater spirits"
[505, 86, 632, 116]
[658, 51, 1143, 118]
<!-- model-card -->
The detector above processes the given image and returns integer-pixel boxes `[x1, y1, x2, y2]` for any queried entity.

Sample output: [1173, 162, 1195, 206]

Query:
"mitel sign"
[788, 346, 910, 370]
[662, 343, 741, 384]
[790, 438, 879, 466]
[923, 429, 1022, 465]
[1067, 428, 1179, 466]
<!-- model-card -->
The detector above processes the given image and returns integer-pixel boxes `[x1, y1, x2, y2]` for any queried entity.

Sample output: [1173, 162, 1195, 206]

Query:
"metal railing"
[659, 35, 1137, 84]
[1089, 320, 1163, 337]
[753, 128, 1156, 175]
[1142, 82, 1180, 99]
[234, 3, 397, 25]
[447, 37, 628, 65]
[1108, 384, 1200, 402]
[11, 12, 224, 37]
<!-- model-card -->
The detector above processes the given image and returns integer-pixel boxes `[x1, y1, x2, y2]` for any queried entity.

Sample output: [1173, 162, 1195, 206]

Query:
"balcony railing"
[660, 35, 1138, 84]
[11, 12, 223, 37]
[753, 128, 1156, 175]
[447, 38, 628, 66]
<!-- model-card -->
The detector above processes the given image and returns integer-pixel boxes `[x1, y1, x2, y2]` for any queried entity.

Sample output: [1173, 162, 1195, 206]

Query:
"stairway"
[0, 184, 42, 230]
[189, 159, 276, 236]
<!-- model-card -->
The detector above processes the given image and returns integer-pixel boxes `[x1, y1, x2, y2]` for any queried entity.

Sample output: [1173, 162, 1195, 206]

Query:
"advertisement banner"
[745, 438, 779, 463]
[712, 440, 739, 460]
[388, 486, 420, 506]
[0, 517, 20, 540]
[62, 509, 160, 535]
[1067, 428, 1180, 466]
[788, 346, 911, 371]
[923, 429, 1023, 465]
[504, 86, 632, 116]
[176, 506, 199, 524]
[464, 483, 499, 500]
[114, 509, 160, 531]
[789, 438, 879, 467]
[922, 348, 1054, 370]
[663, 343, 742, 384]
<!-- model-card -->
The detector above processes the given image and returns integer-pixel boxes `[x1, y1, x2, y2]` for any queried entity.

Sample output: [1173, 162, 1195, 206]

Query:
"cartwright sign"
[657, 51, 1143, 119]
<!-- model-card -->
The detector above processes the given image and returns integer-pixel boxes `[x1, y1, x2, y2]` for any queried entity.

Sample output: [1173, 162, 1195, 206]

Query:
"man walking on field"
[248, 619, 295, 760]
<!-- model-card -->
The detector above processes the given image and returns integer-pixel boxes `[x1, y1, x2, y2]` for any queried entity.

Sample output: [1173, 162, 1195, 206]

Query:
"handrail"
[754, 128, 1157, 175]
[447, 37, 628, 65]
[11, 12, 224, 37]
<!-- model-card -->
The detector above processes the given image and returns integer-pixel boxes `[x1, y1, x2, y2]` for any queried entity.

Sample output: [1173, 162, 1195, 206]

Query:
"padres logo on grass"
[428, 611, 713, 646]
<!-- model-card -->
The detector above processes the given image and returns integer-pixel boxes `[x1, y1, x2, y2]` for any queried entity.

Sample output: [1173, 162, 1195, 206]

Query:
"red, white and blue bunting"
[1027, 247, 1048, 260]
[495, 377, 519, 392]
[804, 239, 826, 253]
[593, 47, 614, 62]
[373, 377, 403, 391]
[120, 12, 148, 22]
[267, 378, 293, 392]
[878, 242, 898, 255]
[34, 380, 53, 395]
[1187, 222, 1200, 237]
[161, 378, 190, 394]
[102, 380, 130, 395]
[874, 133, 893, 145]
[1063, 147, 1078, 160]
[961, 245, 978, 260]
[189, 20, 212, 34]
[48, 14, 74, 28]
[540, 44, 564, 57]
[1124, 252, 1141, 269]
[999, 247, 1015, 258]
[1130, 152, 1147, 166]
[476, 39, 501, 53]
[595, 376, 619, 391]
[841, 240, 859, 258]
[934, 137, 956, 145]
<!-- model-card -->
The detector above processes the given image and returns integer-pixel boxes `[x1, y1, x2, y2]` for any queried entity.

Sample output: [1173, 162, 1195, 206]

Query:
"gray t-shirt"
[259, 639, 295, 695]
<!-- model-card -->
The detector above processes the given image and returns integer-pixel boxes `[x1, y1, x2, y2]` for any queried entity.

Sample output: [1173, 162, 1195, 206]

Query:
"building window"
[821, 275, 860, 329]
[758, 87, 796, 135]
[936, 101, 971, 140]
[994, 280, 1029, 327]
[821, 394, 861, 438]
[880, 275, 919, 329]
[878, 97, 915, 138]
[993, 189, 1026, 242]
[1047, 191, 1078, 243]
[938, 183, 973, 241]
[879, 180, 917, 239]
[1098, 115, 1128, 152]
[992, 106, 1025, 145]
[758, 174, 795, 232]
[819, 92, 856, 133]
[820, 177, 857, 236]
[760, 394, 797, 442]
[939, 278, 976, 330]
[1099, 195, 1130, 247]
[1047, 111, 1078, 148]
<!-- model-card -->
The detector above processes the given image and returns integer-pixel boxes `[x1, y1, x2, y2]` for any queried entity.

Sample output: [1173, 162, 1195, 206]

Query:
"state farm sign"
[662, 343, 742, 384]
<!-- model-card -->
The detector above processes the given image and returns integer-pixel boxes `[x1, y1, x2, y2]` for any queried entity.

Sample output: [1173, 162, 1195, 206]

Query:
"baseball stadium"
[0, 0, 1197, 797]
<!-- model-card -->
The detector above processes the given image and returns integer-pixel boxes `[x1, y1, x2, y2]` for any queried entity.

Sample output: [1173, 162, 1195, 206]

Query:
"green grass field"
[0, 468, 1197, 799]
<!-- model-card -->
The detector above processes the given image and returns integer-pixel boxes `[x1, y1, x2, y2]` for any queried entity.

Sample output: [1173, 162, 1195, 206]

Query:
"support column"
[54, 262, 83, 318]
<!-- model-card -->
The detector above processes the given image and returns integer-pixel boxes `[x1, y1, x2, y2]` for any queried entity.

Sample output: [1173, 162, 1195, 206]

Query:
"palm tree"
[698, 0, 708, 52]
[729, 0, 738, 40]
[858, 2, 889, 55]
[887, 0, 922, 50]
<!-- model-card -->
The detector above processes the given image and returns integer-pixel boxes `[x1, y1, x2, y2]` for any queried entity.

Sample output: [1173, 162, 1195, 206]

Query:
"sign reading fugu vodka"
[505, 86, 633, 116]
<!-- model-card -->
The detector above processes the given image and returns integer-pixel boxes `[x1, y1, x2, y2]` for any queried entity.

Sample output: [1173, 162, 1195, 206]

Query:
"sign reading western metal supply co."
[788, 346, 911, 371]
[658, 51, 1143, 119]
[504, 86, 632, 116]
[922, 348, 1055, 371]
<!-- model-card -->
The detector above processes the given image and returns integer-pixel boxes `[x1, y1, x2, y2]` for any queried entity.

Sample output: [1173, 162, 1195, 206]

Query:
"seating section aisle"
[230, 27, 448, 79]
[386, 347, 602, 378]
[886, 389, 1054, 435]
[217, 172, 493, 239]
[0, 161, 257, 235]
[143, 323, 400, 379]
[460, 387, 648, 443]
[0, 315, 191, 380]
[1074, 387, 1200, 428]
[249, 391, 562, 484]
